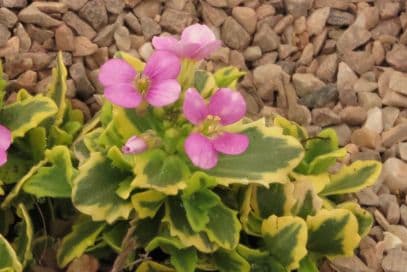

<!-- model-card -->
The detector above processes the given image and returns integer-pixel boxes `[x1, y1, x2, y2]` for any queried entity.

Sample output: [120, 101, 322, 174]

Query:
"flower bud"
[122, 136, 147, 154]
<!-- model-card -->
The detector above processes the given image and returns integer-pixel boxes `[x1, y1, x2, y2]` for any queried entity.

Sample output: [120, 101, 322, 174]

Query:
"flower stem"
[111, 217, 138, 272]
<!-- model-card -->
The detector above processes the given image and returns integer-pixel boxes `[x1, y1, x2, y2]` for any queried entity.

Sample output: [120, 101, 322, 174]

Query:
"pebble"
[358, 92, 382, 109]
[104, 0, 125, 14]
[114, 26, 131, 51]
[133, 0, 162, 19]
[73, 37, 98, 57]
[69, 62, 96, 99]
[340, 106, 367, 125]
[138, 42, 154, 61]
[201, 1, 227, 27]
[307, 7, 330, 36]
[18, 5, 62, 28]
[0, 37, 19, 58]
[124, 12, 142, 34]
[1, 0, 27, 8]
[63, 11, 96, 40]
[243, 46, 262, 62]
[222, 17, 251, 50]
[292, 73, 325, 97]
[382, 249, 407, 272]
[285, 0, 313, 18]
[316, 53, 338, 82]
[383, 107, 400, 131]
[139, 16, 161, 40]
[78, 0, 108, 30]
[364, 107, 384, 134]
[386, 44, 407, 72]
[232, 7, 257, 34]
[312, 107, 341, 127]
[351, 128, 381, 149]
[299, 84, 338, 108]
[353, 78, 378, 93]
[55, 24, 75, 52]
[14, 23, 30, 53]
[253, 24, 280, 53]
[160, 8, 193, 34]
[330, 124, 351, 146]
[388, 72, 407, 96]
[93, 23, 118, 47]
[0, 7, 18, 28]
[327, 9, 355, 26]
[382, 123, 407, 147]
[356, 188, 379, 206]
[0, 25, 11, 48]
[383, 158, 407, 193]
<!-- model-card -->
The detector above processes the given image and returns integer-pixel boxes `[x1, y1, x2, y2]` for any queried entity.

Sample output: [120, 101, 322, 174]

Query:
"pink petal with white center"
[0, 125, 11, 151]
[143, 51, 181, 82]
[104, 83, 142, 108]
[184, 133, 218, 170]
[146, 79, 181, 107]
[212, 132, 249, 155]
[98, 59, 136, 87]
[208, 88, 246, 125]
[122, 136, 147, 154]
[152, 36, 181, 56]
[0, 149, 7, 166]
[181, 24, 217, 45]
[183, 88, 208, 125]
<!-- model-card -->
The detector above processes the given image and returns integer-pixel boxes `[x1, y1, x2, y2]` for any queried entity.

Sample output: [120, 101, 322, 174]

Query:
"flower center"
[199, 115, 222, 137]
[134, 74, 150, 95]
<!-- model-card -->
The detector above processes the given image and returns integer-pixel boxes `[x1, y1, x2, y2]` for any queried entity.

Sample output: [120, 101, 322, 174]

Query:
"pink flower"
[183, 88, 249, 169]
[122, 136, 147, 154]
[0, 125, 11, 166]
[152, 24, 222, 60]
[98, 51, 181, 108]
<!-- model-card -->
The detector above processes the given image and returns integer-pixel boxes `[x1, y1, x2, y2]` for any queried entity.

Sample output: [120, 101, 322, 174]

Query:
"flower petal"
[183, 88, 208, 125]
[0, 149, 7, 166]
[212, 133, 249, 155]
[143, 51, 181, 82]
[98, 59, 136, 87]
[181, 24, 217, 45]
[0, 125, 11, 151]
[152, 36, 180, 55]
[208, 88, 246, 125]
[104, 83, 142, 108]
[146, 79, 181, 107]
[185, 133, 218, 170]
[122, 136, 147, 154]
[193, 40, 222, 60]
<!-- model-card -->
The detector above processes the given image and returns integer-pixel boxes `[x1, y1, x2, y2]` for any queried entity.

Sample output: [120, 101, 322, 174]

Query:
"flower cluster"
[98, 24, 249, 169]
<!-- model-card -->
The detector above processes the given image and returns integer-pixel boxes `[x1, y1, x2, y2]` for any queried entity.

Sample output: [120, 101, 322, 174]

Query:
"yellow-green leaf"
[115, 51, 145, 72]
[47, 51, 67, 126]
[274, 116, 308, 141]
[208, 119, 304, 187]
[136, 261, 175, 272]
[320, 160, 382, 196]
[252, 183, 295, 218]
[213, 249, 250, 272]
[261, 215, 308, 270]
[14, 204, 33, 267]
[0, 235, 22, 272]
[0, 95, 58, 138]
[132, 150, 190, 195]
[131, 190, 166, 219]
[337, 202, 373, 237]
[56, 216, 105, 268]
[307, 209, 360, 257]
[72, 153, 133, 223]
[292, 180, 323, 218]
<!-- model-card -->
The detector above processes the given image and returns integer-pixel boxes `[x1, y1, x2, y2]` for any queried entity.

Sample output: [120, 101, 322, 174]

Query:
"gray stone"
[139, 16, 161, 40]
[0, 0, 27, 8]
[104, 0, 125, 14]
[93, 23, 118, 47]
[253, 24, 280, 53]
[356, 188, 379, 206]
[124, 12, 142, 34]
[330, 124, 351, 146]
[232, 6, 257, 34]
[61, 0, 87, 10]
[292, 73, 326, 97]
[114, 26, 131, 51]
[160, 8, 193, 34]
[299, 84, 338, 108]
[312, 107, 341, 127]
[18, 5, 63, 28]
[69, 62, 96, 99]
[133, 0, 161, 19]
[327, 9, 354, 26]
[284, 0, 313, 18]
[243, 46, 262, 62]
[201, 1, 227, 27]
[63, 11, 97, 40]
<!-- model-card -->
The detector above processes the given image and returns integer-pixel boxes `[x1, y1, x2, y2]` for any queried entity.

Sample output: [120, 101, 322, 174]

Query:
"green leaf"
[47, 51, 67, 126]
[274, 116, 308, 141]
[205, 203, 241, 250]
[213, 249, 250, 272]
[292, 180, 323, 218]
[298, 255, 319, 272]
[261, 215, 308, 270]
[56, 216, 105, 268]
[107, 146, 134, 171]
[214, 66, 245, 89]
[102, 222, 128, 252]
[320, 160, 382, 196]
[236, 245, 287, 272]
[169, 247, 197, 272]
[49, 126, 73, 146]
[132, 149, 190, 195]
[131, 190, 166, 219]
[307, 209, 360, 257]
[72, 153, 133, 223]
[182, 189, 219, 232]
[14, 204, 33, 267]
[194, 70, 217, 98]
[0, 95, 58, 138]
[303, 129, 339, 163]
[337, 202, 373, 237]
[0, 153, 32, 185]
[27, 127, 47, 162]
[207, 119, 304, 186]
[0, 62, 7, 109]
[23, 146, 73, 198]
[252, 183, 295, 218]
[136, 261, 175, 272]
[0, 235, 22, 272]
[306, 148, 347, 175]
[133, 216, 162, 248]
[240, 185, 262, 236]
[163, 197, 218, 253]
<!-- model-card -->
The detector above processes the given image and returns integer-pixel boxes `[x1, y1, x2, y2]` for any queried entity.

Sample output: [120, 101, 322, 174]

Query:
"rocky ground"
[0, 0, 406, 271]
